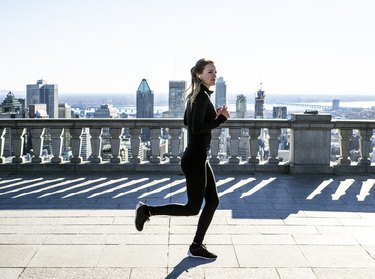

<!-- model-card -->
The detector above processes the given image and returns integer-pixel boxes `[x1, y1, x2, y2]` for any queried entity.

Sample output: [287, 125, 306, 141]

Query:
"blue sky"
[1, 0, 374, 96]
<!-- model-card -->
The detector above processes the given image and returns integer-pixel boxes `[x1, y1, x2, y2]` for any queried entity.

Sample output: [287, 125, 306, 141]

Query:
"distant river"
[117, 101, 375, 114]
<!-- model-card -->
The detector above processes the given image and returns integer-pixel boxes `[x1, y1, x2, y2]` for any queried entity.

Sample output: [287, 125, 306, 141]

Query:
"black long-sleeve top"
[183, 85, 227, 151]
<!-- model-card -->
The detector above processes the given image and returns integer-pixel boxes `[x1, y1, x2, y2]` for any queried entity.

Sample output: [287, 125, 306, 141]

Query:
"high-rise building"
[94, 104, 119, 118]
[0, 91, 24, 114]
[236, 94, 247, 118]
[136, 79, 154, 118]
[168, 80, 186, 118]
[235, 94, 249, 160]
[273, 106, 287, 119]
[332, 99, 340, 111]
[26, 79, 58, 118]
[215, 77, 226, 108]
[255, 86, 265, 119]
[136, 79, 154, 141]
[58, 103, 73, 119]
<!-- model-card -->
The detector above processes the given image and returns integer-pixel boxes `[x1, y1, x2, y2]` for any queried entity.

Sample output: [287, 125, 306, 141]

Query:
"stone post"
[337, 128, 352, 165]
[11, 128, 26, 164]
[267, 128, 281, 165]
[90, 128, 102, 163]
[0, 128, 6, 163]
[228, 128, 241, 164]
[109, 128, 122, 163]
[130, 128, 141, 164]
[248, 128, 261, 164]
[30, 128, 45, 164]
[70, 128, 83, 164]
[290, 113, 333, 173]
[209, 128, 221, 164]
[358, 128, 372, 166]
[169, 128, 181, 163]
[50, 128, 64, 164]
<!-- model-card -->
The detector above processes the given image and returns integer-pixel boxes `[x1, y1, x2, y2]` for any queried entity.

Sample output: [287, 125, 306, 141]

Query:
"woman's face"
[198, 63, 217, 88]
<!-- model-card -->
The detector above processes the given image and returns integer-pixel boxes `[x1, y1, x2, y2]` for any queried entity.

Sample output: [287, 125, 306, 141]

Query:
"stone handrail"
[0, 114, 374, 174]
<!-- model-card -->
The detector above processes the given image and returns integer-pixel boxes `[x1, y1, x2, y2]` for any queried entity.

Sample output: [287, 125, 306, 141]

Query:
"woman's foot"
[188, 244, 217, 260]
[135, 201, 150, 231]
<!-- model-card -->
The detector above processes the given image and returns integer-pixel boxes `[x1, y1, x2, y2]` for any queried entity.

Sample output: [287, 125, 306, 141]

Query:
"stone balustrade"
[0, 113, 374, 174]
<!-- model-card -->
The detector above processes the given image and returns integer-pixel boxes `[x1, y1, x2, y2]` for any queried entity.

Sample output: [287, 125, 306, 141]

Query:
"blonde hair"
[185, 58, 214, 109]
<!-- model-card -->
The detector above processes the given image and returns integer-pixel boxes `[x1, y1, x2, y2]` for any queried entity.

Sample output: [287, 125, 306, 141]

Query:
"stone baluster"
[169, 128, 181, 163]
[0, 128, 6, 163]
[109, 128, 123, 163]
[337, 128, 352, 165]
[50, 128, 64, 164]
[228, 128, 241, 164]
[358, 128, 373, 166]
[249, 128, 261, 164]
[267, 128, 281, 165]
[11, 128, 26, 164]
[130, 128, 141, 164]
[30, 128, 45, 163]
[70, 128, 83, 163]
[209, 128, 221, 164]
[90, 128, 102, 163]
[149, 128, 161, 163]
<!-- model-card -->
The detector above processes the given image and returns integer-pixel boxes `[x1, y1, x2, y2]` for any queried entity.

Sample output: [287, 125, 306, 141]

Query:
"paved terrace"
[0, 173, 375, 278]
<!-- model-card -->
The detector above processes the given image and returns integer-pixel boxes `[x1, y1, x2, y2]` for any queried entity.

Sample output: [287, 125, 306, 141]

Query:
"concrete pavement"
[0, 173, 375, 278]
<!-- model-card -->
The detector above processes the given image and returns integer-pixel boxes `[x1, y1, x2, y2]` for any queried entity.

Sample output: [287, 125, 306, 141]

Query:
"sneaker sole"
[135, 201, 144, 231]
[187, 250, 217, 260]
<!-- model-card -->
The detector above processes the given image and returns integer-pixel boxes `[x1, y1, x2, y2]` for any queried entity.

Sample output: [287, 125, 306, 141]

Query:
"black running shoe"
[135, 201, 150, 231]
[188, 244, 217, 260]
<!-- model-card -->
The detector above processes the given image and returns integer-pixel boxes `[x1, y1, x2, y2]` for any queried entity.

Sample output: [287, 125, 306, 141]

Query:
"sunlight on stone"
[0, 178, 64, 196]
[12, 177, 86, 198]
[38, 177, 107, 198]
[62, 177, 128, 198]
[88, 178, 153, 198]
[219, 177, 256, 198]
[138, 179, 185, 198]
[357, 179, 375, 201]
[240, 177, 276, 198]
[0, 177, 43, 191]
[306, 178, 334, 200]
[331, 179, 355, 200]
[113, 178, 169, 198]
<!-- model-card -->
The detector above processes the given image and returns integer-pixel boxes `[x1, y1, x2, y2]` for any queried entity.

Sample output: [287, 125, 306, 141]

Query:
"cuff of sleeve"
[218, 114, 227, 123]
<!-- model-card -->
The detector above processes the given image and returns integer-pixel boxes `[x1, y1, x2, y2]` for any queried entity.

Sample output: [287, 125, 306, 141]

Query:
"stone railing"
[0, 113, 374, 174]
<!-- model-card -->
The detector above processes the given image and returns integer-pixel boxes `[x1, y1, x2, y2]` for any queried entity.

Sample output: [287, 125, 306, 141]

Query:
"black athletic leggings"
[148, 146, 219, 245]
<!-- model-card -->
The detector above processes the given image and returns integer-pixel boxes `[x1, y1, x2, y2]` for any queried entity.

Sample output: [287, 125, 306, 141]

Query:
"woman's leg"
[193, 161, 219, 245]
[148, 148, 206, 216]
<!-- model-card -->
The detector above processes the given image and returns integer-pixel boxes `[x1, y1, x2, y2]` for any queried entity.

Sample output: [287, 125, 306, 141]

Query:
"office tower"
[94, 104, 119, 118]
[29, 104, 48, 118]
[58, 103, 72, 118]
[332, 99, 340, 110]
[273, 106, 287, 119]
[26, 79, 58, 118]
[136, 79, 154, 118]
[58, 103, 72, 159]
[236, 94, 247, 118]
[235, 94, 249, 160]
[136, 79, 154, 141]
[169, 80, 186, 118]
[255, 86, 265, 119]
[215, 77, 226, 108]
[0, 91, 24, 114]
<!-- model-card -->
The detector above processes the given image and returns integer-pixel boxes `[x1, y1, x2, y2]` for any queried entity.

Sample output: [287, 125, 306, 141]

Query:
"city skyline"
[1, 1, 374, 96]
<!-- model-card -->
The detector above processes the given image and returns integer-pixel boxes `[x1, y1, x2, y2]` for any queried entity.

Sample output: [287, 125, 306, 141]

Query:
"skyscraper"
[255, 86, 265, 119]
[168, 80, 186, 118]
[136, 79, 154, 118]
[136, 79, 154, 141]
[215, 77, 226, 108]
[26, 79, 58, 118]
[236, 94, 247, 118]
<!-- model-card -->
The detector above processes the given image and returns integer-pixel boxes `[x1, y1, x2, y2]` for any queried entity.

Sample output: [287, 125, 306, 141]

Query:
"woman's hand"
[215, 105, 230, 119]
